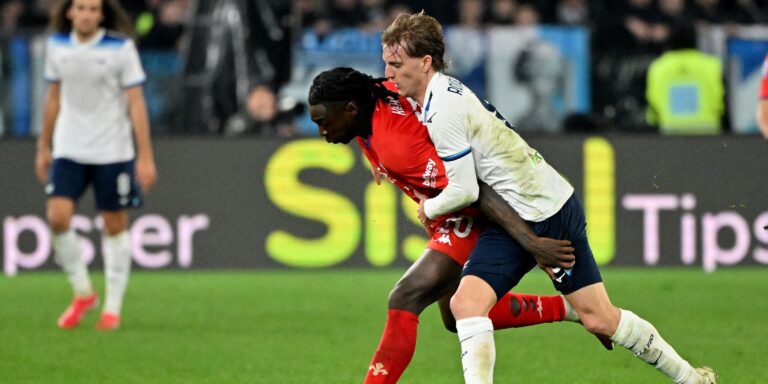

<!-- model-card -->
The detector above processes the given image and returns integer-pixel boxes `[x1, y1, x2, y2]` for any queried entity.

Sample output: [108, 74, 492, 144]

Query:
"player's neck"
[413, 71, 437, 106]
[73, 28, 102, 43]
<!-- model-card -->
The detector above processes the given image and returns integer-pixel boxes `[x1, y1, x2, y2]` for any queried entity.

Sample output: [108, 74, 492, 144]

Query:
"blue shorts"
[462, 194, 602, 298]
[46, 158, 143, 211]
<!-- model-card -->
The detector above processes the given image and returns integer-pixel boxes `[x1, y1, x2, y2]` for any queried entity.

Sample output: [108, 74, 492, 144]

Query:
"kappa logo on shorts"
[436, 234, 453, 246]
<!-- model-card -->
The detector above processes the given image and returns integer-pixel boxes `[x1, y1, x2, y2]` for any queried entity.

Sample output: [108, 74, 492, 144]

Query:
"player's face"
[383, 43, 431, 102]
[68, 0, 104, 37]
[309, 102, 358, 144]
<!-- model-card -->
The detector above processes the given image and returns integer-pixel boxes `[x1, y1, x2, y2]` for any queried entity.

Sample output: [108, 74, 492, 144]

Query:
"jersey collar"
[418, 72, 442, 124]
[70, 28, 106, 47]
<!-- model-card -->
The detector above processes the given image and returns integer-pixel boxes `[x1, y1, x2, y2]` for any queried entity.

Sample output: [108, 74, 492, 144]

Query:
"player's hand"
[538, 263, 557, 281]
[528, 237, 575, 270]
[35, 147, 52, 185]
[136, 155, 158, 193]
[413, 190, 433, 229]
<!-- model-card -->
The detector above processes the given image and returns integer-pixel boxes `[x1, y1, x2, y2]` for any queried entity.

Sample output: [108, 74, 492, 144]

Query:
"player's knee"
[449, 291, 477, 319]
[47, 212, 70, 234]
[388, 280, 429, 312]
[580, 313, 615, 337]
[101, 214, 127, 236]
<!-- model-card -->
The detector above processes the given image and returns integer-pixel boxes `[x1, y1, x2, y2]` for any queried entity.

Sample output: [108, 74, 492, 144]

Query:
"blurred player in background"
[35, 0, 157, 331]
[309, 67, 579, 384]
[756, 54, 768, 138]
[382, 11, 716, 384]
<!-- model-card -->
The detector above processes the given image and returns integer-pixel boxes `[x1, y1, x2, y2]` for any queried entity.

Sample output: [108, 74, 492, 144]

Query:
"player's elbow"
[462, 182, 480, 207]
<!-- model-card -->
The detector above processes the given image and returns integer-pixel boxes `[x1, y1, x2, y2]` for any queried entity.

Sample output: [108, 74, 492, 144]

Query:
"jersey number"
[437, 215, 473, 238]
[477, 97, 514, 130]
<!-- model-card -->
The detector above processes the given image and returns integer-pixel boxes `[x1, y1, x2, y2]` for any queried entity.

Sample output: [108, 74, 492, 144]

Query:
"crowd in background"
[2, 0, 768, 137]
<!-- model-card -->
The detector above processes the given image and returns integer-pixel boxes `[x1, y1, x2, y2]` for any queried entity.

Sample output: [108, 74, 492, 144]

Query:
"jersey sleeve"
[423, 104, 479, 219]
[760, 55, 768, 100]
[43, 37, 59, 82]
[120, 40, 146, 88]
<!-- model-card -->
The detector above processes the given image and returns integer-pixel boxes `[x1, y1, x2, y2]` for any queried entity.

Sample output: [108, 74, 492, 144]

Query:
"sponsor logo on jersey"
[387, 97, 406, 116]
[528, 150, 543, 166]
[437, 234, 452, 246]
[422, 158, 438, 188]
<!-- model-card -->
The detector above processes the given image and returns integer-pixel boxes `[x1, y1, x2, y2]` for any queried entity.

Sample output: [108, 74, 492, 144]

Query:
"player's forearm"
[424, 155, 479, 219]
[477, 181, 536, 249]
[38, 85, 60, 150]
[757, 101, 768, 139]
[128, 88, 154, 159]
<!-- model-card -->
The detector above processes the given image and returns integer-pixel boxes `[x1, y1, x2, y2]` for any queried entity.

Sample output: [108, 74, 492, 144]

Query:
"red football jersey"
[357, 82, 483, 264]
[357, 83, 447, 203]
[760, 55, 768, 100]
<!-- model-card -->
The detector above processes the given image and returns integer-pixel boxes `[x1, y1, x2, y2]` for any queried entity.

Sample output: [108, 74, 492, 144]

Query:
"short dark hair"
[308, 67, 397, 110]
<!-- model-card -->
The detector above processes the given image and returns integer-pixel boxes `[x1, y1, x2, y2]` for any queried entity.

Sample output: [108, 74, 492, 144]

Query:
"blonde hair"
[382, 10, 446, 72]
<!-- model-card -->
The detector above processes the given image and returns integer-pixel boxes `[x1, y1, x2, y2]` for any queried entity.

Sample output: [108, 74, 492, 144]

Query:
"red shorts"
[427, 211, 484, 266]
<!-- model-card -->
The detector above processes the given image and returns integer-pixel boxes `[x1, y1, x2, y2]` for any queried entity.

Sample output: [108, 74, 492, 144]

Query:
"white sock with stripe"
[456, 316, 495, 384]
[102, 231, 131, 315]
[53, 229, 93, 297]
[611, 309, 699, 384]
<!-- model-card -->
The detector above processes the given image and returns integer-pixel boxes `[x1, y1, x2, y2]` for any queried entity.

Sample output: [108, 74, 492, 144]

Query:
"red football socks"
[489, 293, 565, 329]
[364, 309, 419, 384]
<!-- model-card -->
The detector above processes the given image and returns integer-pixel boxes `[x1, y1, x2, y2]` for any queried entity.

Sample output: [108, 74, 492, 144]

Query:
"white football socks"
[102, 231, 131, 315]
[562, 296, 580, 322]
[611, 309, 698, 384]
[53, 229, 93, 297]
[456, 316, 495, 384]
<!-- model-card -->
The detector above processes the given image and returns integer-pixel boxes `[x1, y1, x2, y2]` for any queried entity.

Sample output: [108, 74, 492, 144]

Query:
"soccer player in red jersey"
[308, 67, 578, 383]
[756, 54, 768, 138]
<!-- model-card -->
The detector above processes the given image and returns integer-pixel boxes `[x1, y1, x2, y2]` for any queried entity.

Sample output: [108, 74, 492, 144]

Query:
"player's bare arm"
[35, 82, 61, 184]
[126, 85, 157, 192]
[477, 181, 575, 270]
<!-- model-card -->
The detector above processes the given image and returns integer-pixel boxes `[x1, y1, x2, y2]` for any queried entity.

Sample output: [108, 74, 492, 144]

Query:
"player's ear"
[422, 55, 432, 73]
[345, 100, 358, 115]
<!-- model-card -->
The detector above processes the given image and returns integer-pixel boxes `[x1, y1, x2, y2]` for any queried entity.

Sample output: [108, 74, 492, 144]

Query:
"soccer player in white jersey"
[35, 0, 157, 331]
[380, 11, 717, 384]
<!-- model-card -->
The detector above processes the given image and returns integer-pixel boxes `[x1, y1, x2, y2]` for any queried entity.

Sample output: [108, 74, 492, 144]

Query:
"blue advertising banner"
[284, 26, 591, 135]
[486, 26, 590, 133]
[726, 38, 768, 134]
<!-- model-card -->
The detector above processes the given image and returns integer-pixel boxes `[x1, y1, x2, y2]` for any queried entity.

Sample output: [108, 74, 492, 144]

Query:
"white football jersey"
[421, 73, 573, 222]
[44, 29, 146, 164]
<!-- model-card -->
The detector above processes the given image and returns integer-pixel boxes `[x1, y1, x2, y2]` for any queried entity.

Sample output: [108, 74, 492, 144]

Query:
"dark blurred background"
[2, 0, 768, 138]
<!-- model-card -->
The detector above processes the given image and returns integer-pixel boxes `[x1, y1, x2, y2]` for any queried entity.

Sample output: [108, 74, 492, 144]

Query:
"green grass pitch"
[1, 268, 765, 383]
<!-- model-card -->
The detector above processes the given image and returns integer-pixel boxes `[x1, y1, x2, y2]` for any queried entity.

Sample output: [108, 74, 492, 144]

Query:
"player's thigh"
[46, 158, 89, 231]
[462, 223, 537, 300]
[537, 194, 603, 294]
[390, 248, 463, 311]
[46, 158, 89, 203]
[92, 160, 143, 212]
[46, 197, 76, 232]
